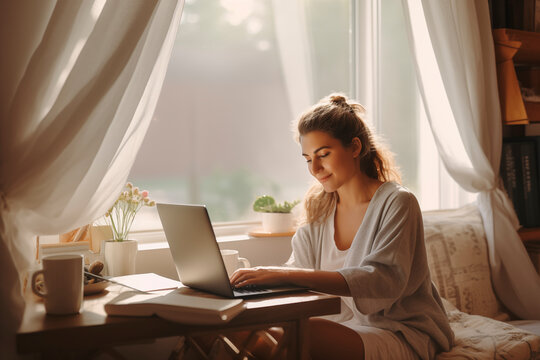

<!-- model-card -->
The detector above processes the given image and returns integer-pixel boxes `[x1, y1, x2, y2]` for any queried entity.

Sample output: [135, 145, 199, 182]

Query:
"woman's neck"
[336, 174, 383, 209]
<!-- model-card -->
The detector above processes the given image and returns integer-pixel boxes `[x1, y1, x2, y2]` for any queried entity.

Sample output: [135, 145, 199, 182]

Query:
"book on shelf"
[519, 140, 540, 227]
[501, 142, 524, 222]
[501, 138, 540, 228]
[105, 290, 245, 325]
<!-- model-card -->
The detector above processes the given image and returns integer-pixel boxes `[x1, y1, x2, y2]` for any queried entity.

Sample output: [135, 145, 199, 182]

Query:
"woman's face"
[300, 130, 360, 193]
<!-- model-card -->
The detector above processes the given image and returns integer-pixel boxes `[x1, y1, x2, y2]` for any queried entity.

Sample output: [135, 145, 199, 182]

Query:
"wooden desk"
[17, 285, 340, 359]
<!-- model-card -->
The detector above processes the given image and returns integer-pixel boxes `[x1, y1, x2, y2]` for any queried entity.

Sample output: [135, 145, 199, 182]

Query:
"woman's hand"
[229, 267, 352, 296]
[229, 266, 292, 288]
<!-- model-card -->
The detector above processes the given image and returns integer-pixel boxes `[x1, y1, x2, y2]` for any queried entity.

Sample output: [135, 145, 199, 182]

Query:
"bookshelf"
[519, 228, 540, 275]
[494, 28, 540, 274]
[518, 227, 540, 242]
[493, 28, 540, 125]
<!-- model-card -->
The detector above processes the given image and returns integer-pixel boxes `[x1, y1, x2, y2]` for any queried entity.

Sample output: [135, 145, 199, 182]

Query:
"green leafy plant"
[252, 195, 300, 213]
[105, 183, 155, 242]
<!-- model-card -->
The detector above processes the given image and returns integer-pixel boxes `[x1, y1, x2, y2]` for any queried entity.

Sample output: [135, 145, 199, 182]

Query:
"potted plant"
[252, 195, 300, 233]
[103, 183, 155, 276]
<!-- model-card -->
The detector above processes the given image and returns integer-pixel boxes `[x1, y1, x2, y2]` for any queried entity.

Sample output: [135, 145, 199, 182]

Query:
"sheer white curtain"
[272, 0, 314, 118]
[0, 0, 183, 356]
[401, 0, 540, 319]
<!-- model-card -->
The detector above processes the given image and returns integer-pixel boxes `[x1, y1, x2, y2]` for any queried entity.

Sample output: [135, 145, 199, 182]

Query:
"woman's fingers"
[230, 267, 287, 287]
[229, 268, 252, 284]
[230, 268, 262, 286]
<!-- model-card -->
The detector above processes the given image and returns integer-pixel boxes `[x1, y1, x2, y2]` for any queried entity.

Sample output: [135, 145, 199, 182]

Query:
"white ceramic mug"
[32, 254, 84, 315]
[220, 249, 250, 277]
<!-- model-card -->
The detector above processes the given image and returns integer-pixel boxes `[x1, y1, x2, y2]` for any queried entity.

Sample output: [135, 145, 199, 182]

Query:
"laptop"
[157, 203, 307, 298]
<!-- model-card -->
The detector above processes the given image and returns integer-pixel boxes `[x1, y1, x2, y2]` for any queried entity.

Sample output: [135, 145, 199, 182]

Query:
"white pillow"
[423, 204, 509, 320]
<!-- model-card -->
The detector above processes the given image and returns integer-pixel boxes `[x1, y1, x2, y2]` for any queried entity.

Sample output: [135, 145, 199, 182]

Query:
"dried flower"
[105, 183, 155, 242]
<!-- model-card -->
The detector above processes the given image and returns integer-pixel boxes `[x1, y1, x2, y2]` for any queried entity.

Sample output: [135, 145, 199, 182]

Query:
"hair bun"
[328, 94, 348, 106]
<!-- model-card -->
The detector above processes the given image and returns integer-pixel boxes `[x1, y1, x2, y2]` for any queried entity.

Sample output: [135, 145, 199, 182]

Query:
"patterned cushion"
[422, 204, 509, 320]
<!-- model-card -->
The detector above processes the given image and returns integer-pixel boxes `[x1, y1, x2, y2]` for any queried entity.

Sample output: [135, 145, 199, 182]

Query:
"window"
[129, 0, 474, 231]
[129, 0, 352, 229]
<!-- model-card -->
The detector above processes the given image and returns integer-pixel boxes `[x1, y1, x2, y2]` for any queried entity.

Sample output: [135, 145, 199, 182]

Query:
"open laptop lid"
[157, 203, 234, 298]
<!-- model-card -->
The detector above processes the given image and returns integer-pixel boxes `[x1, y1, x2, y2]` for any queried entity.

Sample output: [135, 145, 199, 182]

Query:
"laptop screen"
[157, 203, 234, 297]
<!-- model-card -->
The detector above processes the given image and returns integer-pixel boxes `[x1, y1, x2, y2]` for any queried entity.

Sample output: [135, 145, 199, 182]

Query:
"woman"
[231, 94, 453, 359]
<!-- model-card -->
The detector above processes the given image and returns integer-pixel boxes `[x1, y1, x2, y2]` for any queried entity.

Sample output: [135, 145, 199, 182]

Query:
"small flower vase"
[261, 213, 295, 233]
[103, 240, 138, 276]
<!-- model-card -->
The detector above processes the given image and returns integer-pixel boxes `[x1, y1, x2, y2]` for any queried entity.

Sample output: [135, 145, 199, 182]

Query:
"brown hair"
[294, 93, 401, 224]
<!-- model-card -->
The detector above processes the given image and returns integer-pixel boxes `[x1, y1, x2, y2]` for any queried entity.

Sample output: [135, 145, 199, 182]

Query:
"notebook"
[105, 290, 245, 325]
[108, 273, 182, 292]
[157, 203, 307, 298]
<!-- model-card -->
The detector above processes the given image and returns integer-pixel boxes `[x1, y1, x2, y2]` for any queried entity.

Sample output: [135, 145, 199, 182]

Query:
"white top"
[319, 209, 348, 271]
[318, 209, 357, 325]
[286, 182, 453, 360]
[318, 212, 356, 325]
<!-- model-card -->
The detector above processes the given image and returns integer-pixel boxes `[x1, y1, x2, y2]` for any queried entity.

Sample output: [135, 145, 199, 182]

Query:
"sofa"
[422, 204, 540, 359]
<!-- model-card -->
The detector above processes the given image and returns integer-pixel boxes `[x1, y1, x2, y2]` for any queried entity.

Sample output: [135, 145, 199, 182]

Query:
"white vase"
[261, 213, 295, 233]
[104, 240, 138, 276]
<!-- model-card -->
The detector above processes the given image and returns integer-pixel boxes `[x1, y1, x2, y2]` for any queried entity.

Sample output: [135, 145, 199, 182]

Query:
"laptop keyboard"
[232, 284, 269, 294]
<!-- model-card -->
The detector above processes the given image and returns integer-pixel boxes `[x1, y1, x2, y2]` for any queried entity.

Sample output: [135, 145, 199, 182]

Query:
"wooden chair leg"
[270, 326, 291, 360]
[169, 326, 297, 360]
[169, 336, 187, 360]
[188, 337, 211, 359]
[211, 335, 241, 359]
[169, 336, 212, 360]
[256, 330, 278, 349]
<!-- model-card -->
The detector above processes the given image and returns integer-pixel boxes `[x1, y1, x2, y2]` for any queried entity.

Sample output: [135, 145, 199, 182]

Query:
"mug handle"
[238, 257, 250, 269]
[31, 270, 47, 298]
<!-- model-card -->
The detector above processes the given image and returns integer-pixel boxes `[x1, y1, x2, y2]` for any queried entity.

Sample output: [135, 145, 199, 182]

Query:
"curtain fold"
[272, 0, 313, 118]
[0, 0, 184, 357]
[401, 0, 540, 319]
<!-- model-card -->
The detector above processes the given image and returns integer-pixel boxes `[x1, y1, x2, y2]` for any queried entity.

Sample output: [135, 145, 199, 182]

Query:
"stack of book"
[500, 136, 540, 228]
[105, 290, 245, 325]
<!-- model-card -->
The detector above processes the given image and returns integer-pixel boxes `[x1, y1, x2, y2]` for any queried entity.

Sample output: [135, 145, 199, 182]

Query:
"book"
[104, 290, 245, 325]
[501, 139, 540, 228]
[501, 141, 525, 224]
[519, 140, 540, 227]
[39, 241, 91, 260]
